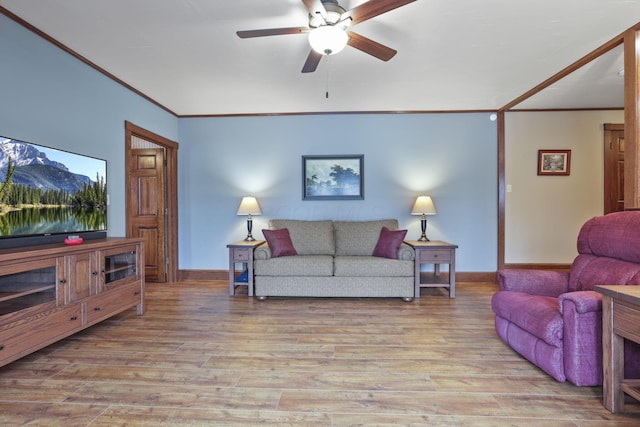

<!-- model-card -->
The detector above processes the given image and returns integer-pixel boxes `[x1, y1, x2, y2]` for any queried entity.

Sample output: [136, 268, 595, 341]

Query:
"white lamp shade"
[411, 196, 436, 215]
[308, 26, 348, 55]
[237, 196, 262, 216]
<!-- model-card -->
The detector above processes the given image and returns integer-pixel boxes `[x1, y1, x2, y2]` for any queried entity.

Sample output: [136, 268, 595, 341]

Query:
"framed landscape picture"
[302, 155, 364, 200]
[538, 149, 571, 176]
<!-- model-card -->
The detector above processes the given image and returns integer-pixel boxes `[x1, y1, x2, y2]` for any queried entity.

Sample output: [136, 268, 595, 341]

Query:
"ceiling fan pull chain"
[326, 56, 330, 99]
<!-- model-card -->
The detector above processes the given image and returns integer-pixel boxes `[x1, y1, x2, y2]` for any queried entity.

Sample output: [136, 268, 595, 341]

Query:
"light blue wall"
[1, 12, 498, 273]
[0, 14, 179, 236]
[179, 114, 498, 272]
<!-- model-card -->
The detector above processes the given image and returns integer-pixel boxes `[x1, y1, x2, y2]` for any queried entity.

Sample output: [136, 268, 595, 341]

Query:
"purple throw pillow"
[373, 226, 407, 259]
[263, 228, 298, 257]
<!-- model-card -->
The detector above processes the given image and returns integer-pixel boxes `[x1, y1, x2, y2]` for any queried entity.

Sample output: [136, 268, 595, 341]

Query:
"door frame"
[125, 121, 179, 283]
[604, 123, 625, 214]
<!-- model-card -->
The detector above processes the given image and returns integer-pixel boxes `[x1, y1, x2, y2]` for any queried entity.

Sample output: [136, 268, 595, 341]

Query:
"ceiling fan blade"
[347, 32, 397, 61]
[237, 27, 309, 38]
[302, 50, 323, 73]
[302, 0, 327, 17]
[342, 0, 417, 26]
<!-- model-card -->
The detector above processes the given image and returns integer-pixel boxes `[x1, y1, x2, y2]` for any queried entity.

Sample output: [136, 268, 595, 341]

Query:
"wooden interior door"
[125, 121, 179, 284]
[128, 148, 166, 282]
[604, 123, 625, 214]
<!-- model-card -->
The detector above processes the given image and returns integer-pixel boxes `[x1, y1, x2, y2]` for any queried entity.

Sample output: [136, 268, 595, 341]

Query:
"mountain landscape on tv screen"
[0, 138, 107, 238]
[0, 140, 94, 193]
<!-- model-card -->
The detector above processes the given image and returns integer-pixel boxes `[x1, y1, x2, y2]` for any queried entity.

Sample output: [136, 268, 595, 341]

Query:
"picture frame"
[537, 149, 571, 176]
[302, 155, 364, 200]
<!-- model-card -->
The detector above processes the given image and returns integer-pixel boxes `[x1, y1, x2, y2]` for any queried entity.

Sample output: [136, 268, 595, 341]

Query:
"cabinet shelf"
[0, 284, 56, 303]
[418, 272, 451, 285]
[105, 264, 136, 275]
[622, 380, 640, 403]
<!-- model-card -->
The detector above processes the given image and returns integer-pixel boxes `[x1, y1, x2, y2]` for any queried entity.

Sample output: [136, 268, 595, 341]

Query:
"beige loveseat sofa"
[253, 219, 415, 301]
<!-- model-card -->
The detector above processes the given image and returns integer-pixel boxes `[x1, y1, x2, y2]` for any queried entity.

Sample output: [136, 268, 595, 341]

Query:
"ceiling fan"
[237, 0, 417, 73]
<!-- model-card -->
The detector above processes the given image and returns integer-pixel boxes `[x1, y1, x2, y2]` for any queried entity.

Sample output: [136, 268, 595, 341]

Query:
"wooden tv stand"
[0, 237, 144, 368]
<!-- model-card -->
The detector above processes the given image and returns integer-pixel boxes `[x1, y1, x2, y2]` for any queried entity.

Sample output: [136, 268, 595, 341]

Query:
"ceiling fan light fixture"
[308, 25, 348, 56]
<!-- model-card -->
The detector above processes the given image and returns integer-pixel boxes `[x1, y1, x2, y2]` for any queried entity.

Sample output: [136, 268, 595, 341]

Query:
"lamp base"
[244, 217, 255, 241]
[418, 217, 430, 242]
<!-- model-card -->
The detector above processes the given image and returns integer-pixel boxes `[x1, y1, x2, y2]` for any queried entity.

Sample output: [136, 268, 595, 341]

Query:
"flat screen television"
[0, 135, 107, 249]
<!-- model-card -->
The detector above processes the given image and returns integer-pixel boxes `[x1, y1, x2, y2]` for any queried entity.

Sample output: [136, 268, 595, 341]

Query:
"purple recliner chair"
[492, 211, 640, 386]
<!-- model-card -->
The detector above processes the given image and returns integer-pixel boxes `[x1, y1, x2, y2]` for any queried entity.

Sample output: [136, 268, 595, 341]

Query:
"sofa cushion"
[577, 211, 640, 263]
[269, 220, 335, 255]
[255, 255, 334, 277]
[373, 227, 407, 259]
[491, 291, 563, 348]
[334, 256, 414, 277]
[334, 219, 399, 256]
[262, 228, 297, 257]
[569, 254, 640, 292]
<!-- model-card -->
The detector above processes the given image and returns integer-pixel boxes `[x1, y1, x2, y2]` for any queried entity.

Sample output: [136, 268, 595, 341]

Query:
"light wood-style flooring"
[1, 281, 639, 426]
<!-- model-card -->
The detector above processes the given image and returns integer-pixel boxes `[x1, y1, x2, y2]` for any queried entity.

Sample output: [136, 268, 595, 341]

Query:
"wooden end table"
[227, 240, 264, 297]
[405, 240, 458, 298]
[594, 285, 640, 413]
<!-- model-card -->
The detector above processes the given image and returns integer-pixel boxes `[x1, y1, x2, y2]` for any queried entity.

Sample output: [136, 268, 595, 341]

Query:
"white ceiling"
[1, 0, 638, 116]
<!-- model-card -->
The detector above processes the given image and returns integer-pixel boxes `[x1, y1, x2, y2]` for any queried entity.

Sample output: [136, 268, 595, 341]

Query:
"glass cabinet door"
[103, 246, 139, 289]
[0, 259, 58, 319]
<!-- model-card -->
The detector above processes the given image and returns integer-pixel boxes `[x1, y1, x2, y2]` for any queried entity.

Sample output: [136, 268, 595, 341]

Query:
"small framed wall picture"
[302, 155, 364, 200]
[537, 149, 571, 176]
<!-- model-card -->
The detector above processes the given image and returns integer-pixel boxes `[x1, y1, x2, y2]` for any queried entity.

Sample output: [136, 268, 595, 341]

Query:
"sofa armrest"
[398, 243, 415, 261]
[254, 245, 272, 260]
[558, 290, 602, 315]
[558, 290, 603, 386]
[497, 269, 570, 297]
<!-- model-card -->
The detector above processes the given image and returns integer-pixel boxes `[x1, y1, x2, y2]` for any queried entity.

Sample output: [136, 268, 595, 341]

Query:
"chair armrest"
[254, 245, 272, 260]
[558, 290, 602, 314]
[398, 243, 415, 261]
[498, 269, 570, 297]
[559, 290, 604, 385]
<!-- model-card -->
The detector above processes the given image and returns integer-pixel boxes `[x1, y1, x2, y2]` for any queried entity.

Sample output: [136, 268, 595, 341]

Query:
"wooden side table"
[594, 285, 640, 413]
[227, 240, 264, 297]
[405, 240, 458, 298]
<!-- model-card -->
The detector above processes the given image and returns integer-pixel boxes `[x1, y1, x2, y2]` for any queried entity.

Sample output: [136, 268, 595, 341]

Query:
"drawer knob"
[0, 344, 4, 351]
[70, 316, 78, 321]
[59, 279, 67, 284]
[94, 307, 101, 312]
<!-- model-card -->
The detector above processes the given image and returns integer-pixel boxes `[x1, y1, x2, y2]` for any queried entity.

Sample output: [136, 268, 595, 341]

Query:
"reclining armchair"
[491, 211, 640, 386]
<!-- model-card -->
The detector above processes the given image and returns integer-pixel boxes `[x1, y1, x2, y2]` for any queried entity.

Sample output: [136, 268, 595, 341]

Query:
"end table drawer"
[419, 250, 451, 263]
[614, 301, 640, 342]
[233, 249, 250, 261]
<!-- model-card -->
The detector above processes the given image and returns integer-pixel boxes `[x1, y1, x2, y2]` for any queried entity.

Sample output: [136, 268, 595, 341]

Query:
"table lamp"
[411, 195, 436, 241]
[237, 196, 262, 241]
